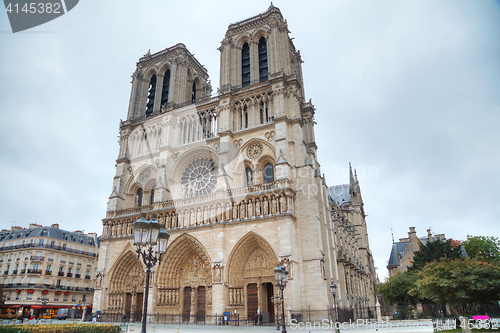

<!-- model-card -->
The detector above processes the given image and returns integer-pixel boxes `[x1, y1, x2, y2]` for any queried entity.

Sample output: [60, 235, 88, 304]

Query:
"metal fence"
[98, 312, 252, 326]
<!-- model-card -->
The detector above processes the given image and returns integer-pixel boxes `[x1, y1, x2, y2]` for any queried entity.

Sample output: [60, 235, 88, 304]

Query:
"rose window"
[181, 158, 218, 197]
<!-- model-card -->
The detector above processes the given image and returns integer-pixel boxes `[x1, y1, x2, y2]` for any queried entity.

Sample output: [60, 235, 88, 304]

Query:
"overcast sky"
[1, 0, 499, 280]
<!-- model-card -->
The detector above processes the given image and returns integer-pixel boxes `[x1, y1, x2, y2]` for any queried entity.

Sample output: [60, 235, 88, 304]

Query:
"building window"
[258, 37, 268, 82]
[161, 69, 170, 107]
[145, 75, 157, 117]
[242, 42, 250, 87]
[263, 162, 274, 184]
[244, 167, 253, 187]
[150, 189, 155, 205]
[82, 294, 86, 303]
[135, 188, 143, 207]
[191, 82, 196, 103]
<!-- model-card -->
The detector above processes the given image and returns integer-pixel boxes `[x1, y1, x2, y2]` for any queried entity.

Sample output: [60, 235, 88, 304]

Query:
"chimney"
[11, 226, 23, 232]
[51, 224, 59, 229]
[1, 229, 10, 233]
[29, 223, 41, 229]
[408, 227, 416, 237]
[74, 230, 83, 235]
[427, 229, 433, 242]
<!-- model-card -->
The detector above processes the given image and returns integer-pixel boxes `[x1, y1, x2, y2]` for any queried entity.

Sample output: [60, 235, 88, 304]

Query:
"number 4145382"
[5, 2, 61, 14]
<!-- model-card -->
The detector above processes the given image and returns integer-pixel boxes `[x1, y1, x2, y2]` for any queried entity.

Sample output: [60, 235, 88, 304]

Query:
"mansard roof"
[0, 226, 97, 247]
[387, 241, 409, 267]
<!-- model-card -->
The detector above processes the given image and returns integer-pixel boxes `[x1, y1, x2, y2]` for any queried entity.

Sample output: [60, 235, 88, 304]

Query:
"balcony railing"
[30, 256, 44, 261]
[69, 261, 74, 265]
[60, 260, 66, 263]
[3, 271, 8, 275]
[27, 269, 42, 275]
[12, 270, 18, 274]
[84, 275, 91, 280]
[45, 271, 52, 275]
[75, 273, 81, 278]
[1, 282, 94, 293]
[47, 258, 54, 262]
[77, 262, 81, 266]
[0, 243, 97, 258]
[67, 272, 73, 277]
[57, 271, 64, 276]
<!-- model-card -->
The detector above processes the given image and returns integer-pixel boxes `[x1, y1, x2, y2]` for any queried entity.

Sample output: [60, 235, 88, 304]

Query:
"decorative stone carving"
[265, 131, 275, 141]
[181, 158, 218, 197]
[247, 143, 263, 159]
[139, 167, 152, 183]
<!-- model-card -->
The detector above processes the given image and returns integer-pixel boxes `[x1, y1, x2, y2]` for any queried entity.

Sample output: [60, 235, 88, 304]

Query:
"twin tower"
[95, 4, 376, 322]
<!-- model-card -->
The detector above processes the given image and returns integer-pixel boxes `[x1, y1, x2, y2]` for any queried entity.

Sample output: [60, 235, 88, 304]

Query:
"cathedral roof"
[328, 184, 351, 206]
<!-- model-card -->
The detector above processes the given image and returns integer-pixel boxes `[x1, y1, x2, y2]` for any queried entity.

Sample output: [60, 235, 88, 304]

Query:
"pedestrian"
[92, 313, 97, 323]
[122, 313, 127, 324]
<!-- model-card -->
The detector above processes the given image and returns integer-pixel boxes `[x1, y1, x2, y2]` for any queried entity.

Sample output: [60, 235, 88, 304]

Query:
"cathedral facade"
[94, 5, 377, 321]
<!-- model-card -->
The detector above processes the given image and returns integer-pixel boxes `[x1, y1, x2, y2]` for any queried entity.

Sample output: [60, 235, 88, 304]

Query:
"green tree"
[462, 235, 500, 263]
[377, 271, 420, 305]
[410, 239, 462, 271]
[409, 258, 500, 315]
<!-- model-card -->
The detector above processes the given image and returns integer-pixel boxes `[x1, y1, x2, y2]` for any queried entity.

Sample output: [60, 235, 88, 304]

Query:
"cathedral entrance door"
[125, 293, 132, 319]
[135, 293, 143, 322]
[247, 283, 258, 321]
[196, 286, 206, 321]
[183, 287, 192, 323]
[263, 282, 274, 321]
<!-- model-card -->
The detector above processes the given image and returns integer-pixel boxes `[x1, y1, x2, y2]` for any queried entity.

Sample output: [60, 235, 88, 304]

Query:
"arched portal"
[156, 234, 212, 319]
[226, 232, 278, 321]
[107, 250, 145, 321]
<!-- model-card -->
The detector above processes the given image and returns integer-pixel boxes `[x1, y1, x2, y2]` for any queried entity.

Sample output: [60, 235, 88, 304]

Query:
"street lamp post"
[133, 213, 170, 333]
[271, 296, 279, 330]
[274, 264, 288, 333]
[330, 282, 339, 333]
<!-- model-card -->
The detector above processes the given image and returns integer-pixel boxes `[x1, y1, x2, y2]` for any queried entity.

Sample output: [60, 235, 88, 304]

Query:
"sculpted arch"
[156, 233, 212, 316]
[106, 246, 146, 315]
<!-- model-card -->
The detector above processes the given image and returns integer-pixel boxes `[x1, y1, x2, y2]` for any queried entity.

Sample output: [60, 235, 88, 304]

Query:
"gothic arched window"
[244, 167, 253, 187]
[161, 69, 170, 107]
[150, 189, 155, 205]
[191, 82, 196, 103]
[135, 189, 143, 207]
[146, 75, 157, 117]
[242, 42, 250, 87]
[263, 163, 274, 184]
[258, 37, 268, 82]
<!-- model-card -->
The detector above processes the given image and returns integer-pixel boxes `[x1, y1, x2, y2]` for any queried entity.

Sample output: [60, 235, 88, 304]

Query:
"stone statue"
[240, 202, 246, 219]
[255, 199, 261, 216]
[197, 208, 202, 225]
[216, 204, 222, 222]
[232, 203, 238, 220]
[247, 200, 254, 218]
[263, 197, 269, 215]
[271, 196, 277, 215]
[279, 195, 286, 213]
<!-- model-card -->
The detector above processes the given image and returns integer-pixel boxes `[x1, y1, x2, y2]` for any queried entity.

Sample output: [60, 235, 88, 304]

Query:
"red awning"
[55, 291, 62, 294]
[10, 305, 21, 308]
[14, 289, 20, 293]
[31, 305, 43, 309]
[27, 290, 34, 293]
[64, 292, 70, 295]
[42, 290, 49, 294]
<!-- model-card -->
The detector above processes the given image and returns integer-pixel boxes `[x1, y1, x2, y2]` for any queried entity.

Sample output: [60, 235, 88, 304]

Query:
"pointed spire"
[349, 163, 355, 190]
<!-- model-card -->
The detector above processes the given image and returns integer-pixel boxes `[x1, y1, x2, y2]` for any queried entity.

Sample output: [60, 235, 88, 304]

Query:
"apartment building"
[0, 223, 99, 319]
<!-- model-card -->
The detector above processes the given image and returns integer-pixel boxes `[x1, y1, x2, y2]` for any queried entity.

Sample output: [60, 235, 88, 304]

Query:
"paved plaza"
[108, 320, 435, 333]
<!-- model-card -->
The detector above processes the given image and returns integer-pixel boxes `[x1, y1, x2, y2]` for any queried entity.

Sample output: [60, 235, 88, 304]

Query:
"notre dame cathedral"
[94, 4, 377, 322]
